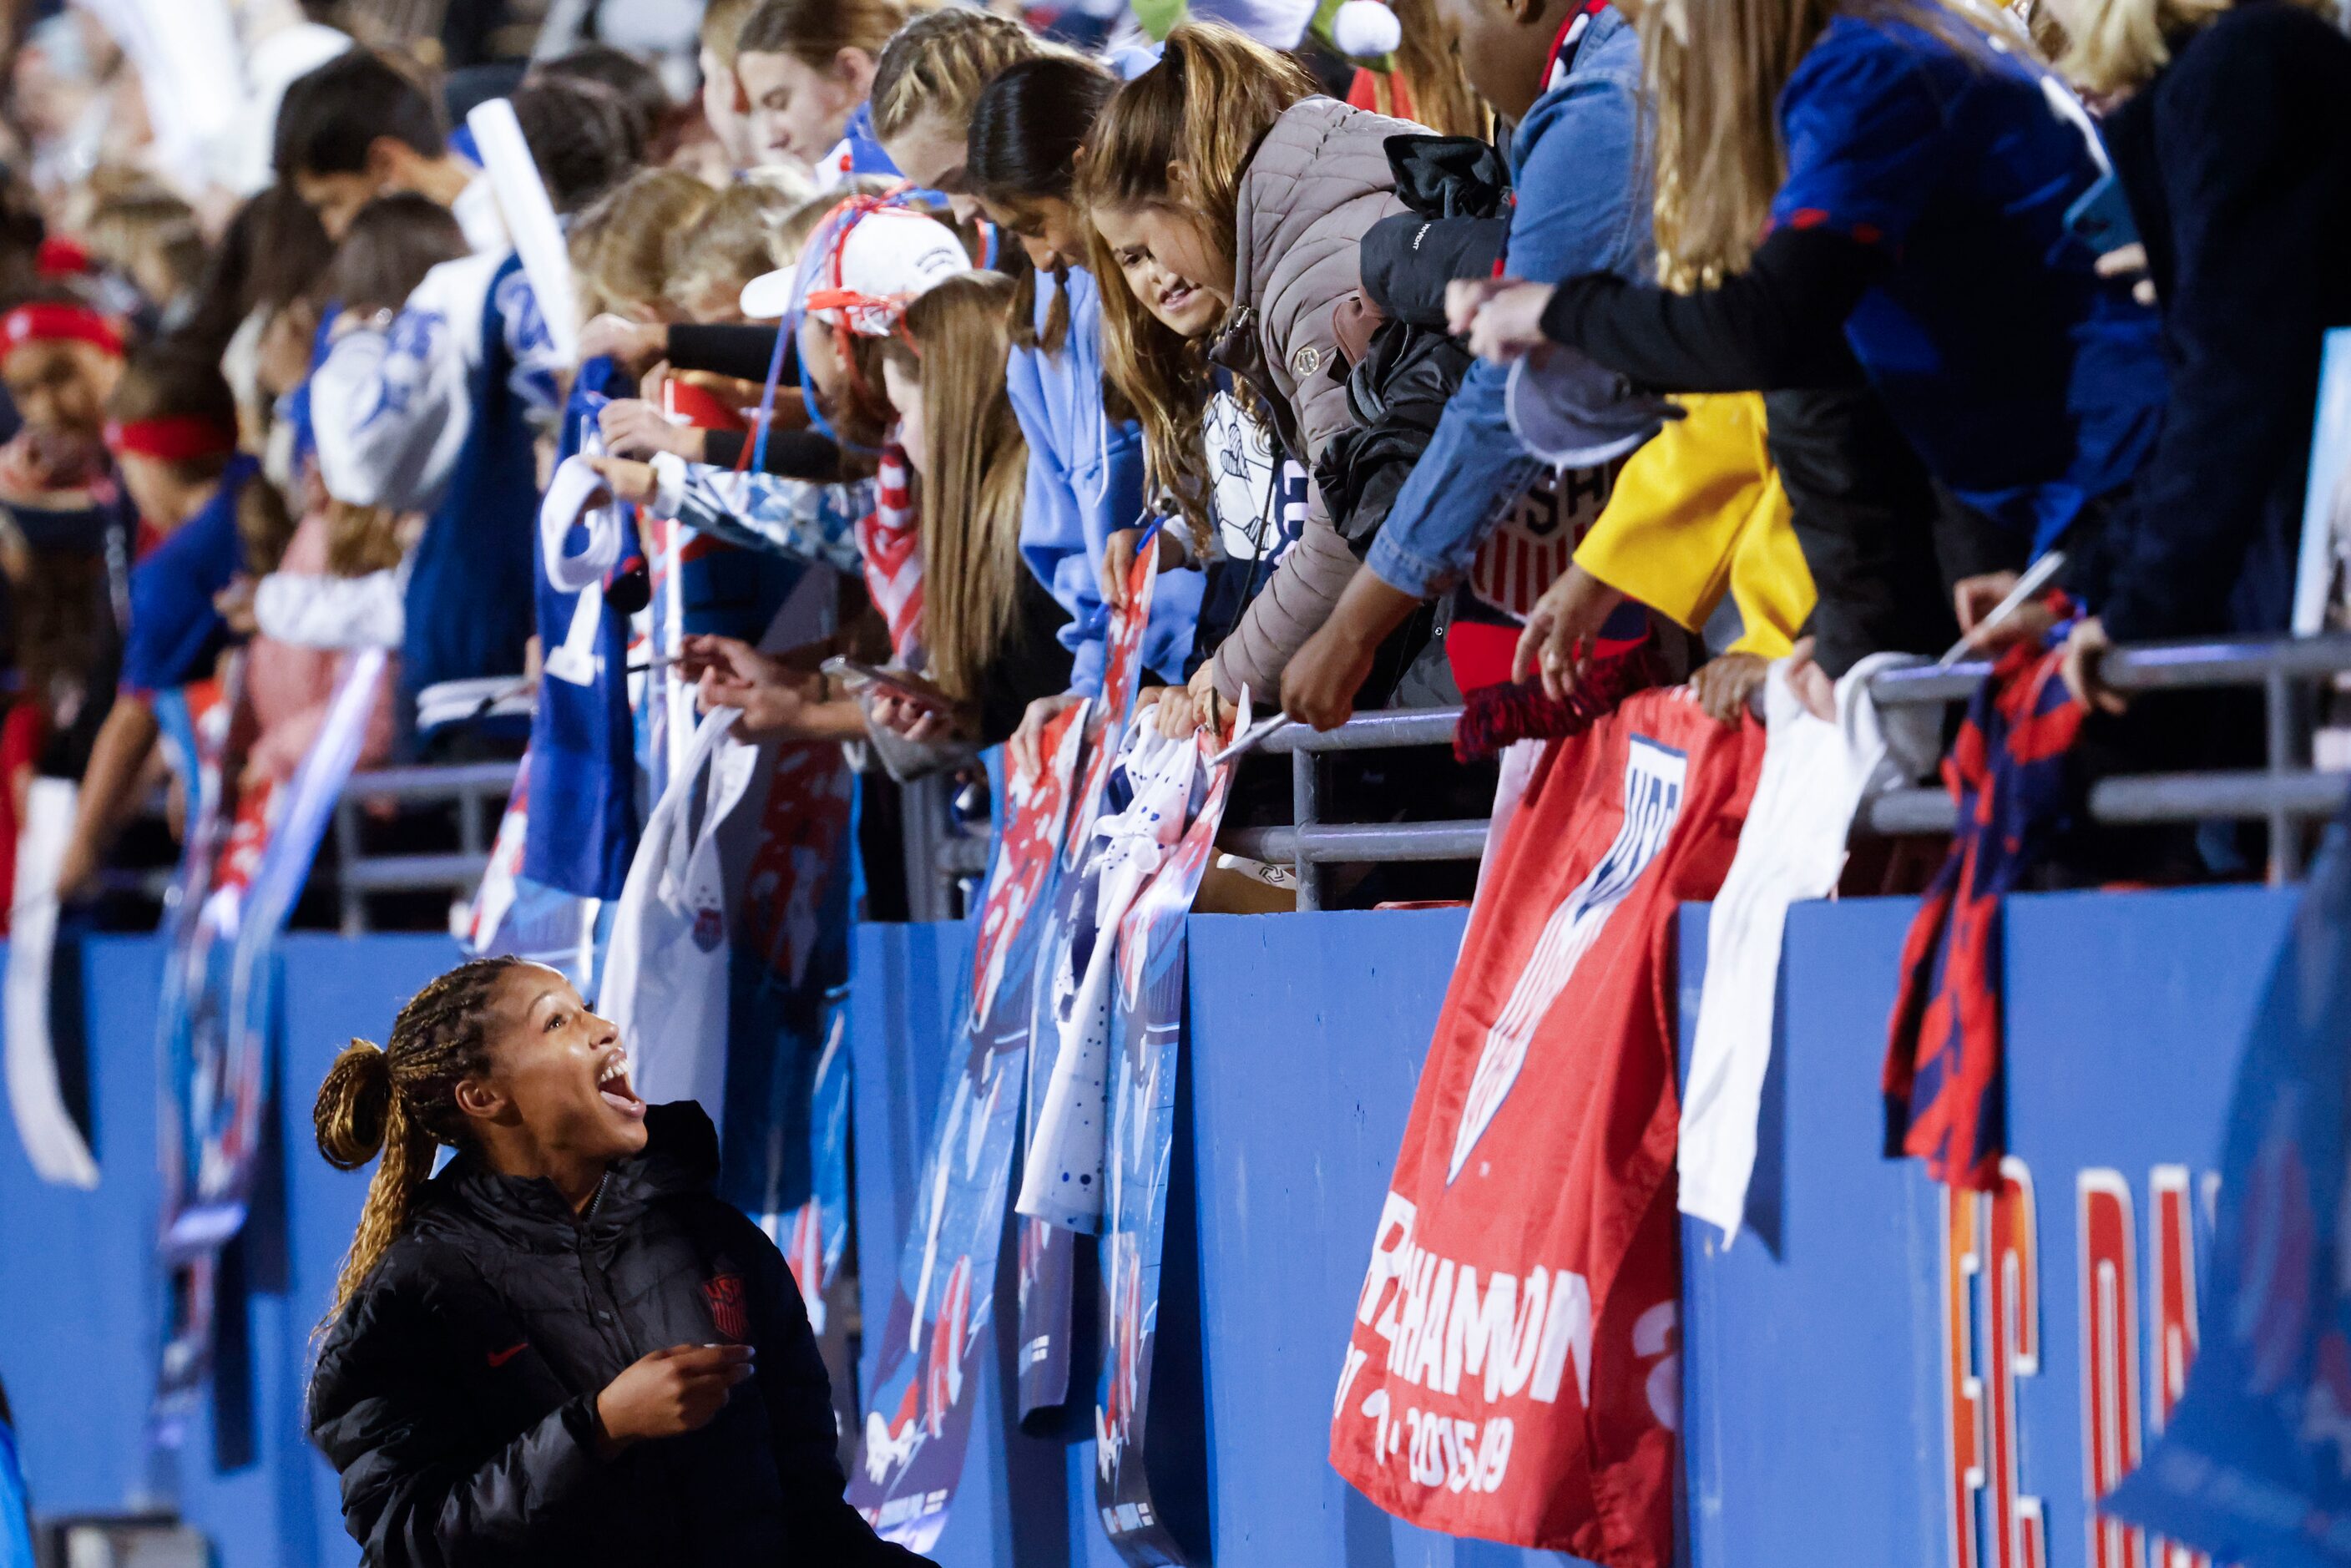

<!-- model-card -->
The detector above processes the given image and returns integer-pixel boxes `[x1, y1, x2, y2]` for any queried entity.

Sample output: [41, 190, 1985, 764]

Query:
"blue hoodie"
[1007, 266, 1202, 693]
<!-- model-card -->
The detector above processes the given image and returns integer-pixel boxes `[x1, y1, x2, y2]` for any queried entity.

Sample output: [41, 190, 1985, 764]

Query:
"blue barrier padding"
[1676, 887, 2291, 1568]
[0, 886, 2300, 1566]
[0, 933, 461, 1568]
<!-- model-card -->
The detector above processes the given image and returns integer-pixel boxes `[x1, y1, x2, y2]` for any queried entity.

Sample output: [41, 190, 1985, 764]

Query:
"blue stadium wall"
[0, 888, 2286, 1566]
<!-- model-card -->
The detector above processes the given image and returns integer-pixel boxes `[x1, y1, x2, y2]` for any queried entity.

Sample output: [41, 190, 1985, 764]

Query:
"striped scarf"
[853, 441, 924, 663]
[1883, 635, 2086, 1190]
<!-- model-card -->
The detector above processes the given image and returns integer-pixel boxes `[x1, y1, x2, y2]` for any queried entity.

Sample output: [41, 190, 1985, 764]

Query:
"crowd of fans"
[2, 0, 2346, 920]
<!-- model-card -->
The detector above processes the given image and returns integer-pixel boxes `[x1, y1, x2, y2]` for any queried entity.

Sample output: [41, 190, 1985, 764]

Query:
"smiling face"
[467, 967, 648, 1165]
[980, 193, 1084, 274]
[737, 48, 868, 168]
[1091, 201, 1231, 339]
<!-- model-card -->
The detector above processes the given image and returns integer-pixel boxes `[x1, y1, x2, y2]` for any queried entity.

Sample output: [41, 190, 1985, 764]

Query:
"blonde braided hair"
[869, 9, 1049, 144]
[312, 957, 520, 1334]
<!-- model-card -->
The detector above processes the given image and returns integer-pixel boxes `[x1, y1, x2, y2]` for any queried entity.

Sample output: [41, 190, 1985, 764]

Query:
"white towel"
[1676, 653, 1921, 1242]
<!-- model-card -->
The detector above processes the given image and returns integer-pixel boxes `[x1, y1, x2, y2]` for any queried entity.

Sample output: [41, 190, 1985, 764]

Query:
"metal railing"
[1863, 633, 2351, 884]
[331, 761, 519, 934]
[938, 632, 2351, 909]
[1223, 710, 1482, 912]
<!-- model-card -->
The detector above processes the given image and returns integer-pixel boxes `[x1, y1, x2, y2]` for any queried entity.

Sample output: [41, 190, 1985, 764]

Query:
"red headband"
[1, 302, 124, 360]
[34, 237, 89, 278]
[104, 415, 238, 463]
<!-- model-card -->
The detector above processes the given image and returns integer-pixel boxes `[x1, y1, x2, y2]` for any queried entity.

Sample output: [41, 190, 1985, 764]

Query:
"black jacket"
[2089, 0, 2351, 641]
[309, 1103, 925, 1568]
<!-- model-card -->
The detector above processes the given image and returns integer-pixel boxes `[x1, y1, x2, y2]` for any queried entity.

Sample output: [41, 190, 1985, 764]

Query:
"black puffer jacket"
[309, 1103, 924, 1568]
[1316, 133, 1512, 559]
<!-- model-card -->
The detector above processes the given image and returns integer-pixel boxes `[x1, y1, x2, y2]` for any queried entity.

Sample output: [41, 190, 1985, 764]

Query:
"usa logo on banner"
[1331, 690, 1760, 1565]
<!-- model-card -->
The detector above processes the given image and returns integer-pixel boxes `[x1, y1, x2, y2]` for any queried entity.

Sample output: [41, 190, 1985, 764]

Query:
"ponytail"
[312, 957, 518, 1335]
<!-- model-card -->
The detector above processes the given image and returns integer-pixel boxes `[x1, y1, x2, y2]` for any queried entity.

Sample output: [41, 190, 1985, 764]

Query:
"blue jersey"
[120, 455, 258, 696]
[1773, 15, 2166, 551]
[401, 255, 543, 702]
[523, 357, 641, 900]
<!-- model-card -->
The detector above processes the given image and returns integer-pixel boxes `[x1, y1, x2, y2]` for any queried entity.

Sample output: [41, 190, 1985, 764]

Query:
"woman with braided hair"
[306, 956, 929, 1567]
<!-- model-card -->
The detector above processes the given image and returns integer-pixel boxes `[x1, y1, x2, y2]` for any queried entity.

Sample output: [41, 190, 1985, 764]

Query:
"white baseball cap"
[739, 204, 972, 334]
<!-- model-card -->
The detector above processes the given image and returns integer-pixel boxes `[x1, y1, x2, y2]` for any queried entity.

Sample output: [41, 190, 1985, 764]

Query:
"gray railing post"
[2268, 665, 2301, 884]
[335, 797, 366, 937]
[458, 784, 485, 861]
[1292, 747, 1322, 912]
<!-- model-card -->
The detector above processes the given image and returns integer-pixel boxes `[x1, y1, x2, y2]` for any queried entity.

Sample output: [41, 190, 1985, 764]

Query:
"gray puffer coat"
[1205, 95, 1418, 703]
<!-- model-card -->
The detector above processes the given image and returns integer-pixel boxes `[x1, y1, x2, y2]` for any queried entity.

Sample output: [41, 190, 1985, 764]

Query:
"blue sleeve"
[1007, 341, 1107, 695]
[122, 514, 243, 695]
[1769, 22, 1951, 249]
[1367, 50, 1650, 597]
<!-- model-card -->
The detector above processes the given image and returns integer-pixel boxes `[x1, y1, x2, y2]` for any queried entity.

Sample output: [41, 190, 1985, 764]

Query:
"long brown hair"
[970, 54, 1119, 355]
[881, 272, 1026, 702]
[1077, 23, 1313, 552]
[1375, 0, 1492, 139]
[1646, 0, 2006, 283]
[312, 957, 522, 1332]
[736, 0, 908, 71]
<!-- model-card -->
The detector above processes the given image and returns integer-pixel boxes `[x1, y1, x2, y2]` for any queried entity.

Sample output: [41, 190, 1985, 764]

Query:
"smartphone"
[821, 656, 955, 712]
[2065, 170, 2141, 254]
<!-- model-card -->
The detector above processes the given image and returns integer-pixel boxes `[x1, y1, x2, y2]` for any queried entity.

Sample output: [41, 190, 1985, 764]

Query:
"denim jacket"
[1363, 6, 1653, 599]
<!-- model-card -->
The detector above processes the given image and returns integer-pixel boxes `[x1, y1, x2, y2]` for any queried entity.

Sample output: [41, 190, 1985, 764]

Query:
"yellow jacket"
[1573, 392, 1815, 659]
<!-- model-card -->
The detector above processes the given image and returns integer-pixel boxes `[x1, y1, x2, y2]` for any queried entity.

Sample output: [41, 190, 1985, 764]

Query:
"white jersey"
[310, 251, 559, 516]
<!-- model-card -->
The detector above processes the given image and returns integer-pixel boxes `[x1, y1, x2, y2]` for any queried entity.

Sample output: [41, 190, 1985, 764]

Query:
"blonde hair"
[1645, 0, 2001, 282]
[736, 0, 908, 71]
[2047, 0, 2324, 92]
[771, 175, 898, 267]
[870, 8, 1048, 142]
[1078, 23, 1314, 551]
[85, 190, 206, 306]
[700, 0, 759, 66]
[882, 271, 1027, 701]
[663, 180, 799, 316]
[569, 169, 720, 319]
[312, 958, 521, 1332]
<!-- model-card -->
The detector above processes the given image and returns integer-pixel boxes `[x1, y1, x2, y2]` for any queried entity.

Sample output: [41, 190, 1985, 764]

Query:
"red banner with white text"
[1330, 690, 1761, 1565]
